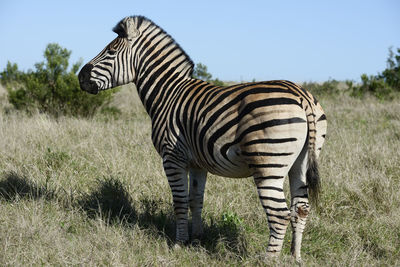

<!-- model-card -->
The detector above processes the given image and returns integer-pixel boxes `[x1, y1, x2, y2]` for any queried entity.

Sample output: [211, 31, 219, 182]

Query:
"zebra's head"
[79, 17, 141, 94]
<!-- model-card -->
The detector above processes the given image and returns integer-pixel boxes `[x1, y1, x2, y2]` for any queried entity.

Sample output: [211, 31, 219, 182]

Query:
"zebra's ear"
[125, 17, 140, 40]
[113, 17, 140, 40]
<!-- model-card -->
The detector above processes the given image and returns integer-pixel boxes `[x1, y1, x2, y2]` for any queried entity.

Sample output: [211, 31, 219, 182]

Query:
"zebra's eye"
[108, 50, 117, 55]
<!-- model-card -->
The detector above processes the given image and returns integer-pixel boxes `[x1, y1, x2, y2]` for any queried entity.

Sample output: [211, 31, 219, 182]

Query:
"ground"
[0, 84, 399, 266]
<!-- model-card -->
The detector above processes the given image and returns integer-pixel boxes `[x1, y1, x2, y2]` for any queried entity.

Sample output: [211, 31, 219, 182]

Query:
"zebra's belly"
[192, 144, 252, 178]
[210, 161, 252, 178]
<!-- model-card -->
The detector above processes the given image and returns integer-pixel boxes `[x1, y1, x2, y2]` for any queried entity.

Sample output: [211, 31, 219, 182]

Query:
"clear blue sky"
[1, 0, 399, 82]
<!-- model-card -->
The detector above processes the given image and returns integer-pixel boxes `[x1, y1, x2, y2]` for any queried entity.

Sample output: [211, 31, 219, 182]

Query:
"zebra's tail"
[306, 148, 320, 206]
[304, 96, 321, 206]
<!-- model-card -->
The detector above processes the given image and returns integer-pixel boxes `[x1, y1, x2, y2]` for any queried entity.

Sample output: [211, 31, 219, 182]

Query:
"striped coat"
[78, 16, 327, 261]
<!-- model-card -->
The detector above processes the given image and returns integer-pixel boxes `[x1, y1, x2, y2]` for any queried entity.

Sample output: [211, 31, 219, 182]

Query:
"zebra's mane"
[113, 16, 194, 76]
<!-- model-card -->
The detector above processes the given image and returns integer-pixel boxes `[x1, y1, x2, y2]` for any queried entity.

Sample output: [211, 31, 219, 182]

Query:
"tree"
[192, 63, 225, 86]
[381, 47, 400, 90]
[192, 63, 212, 81]
[1, 43, 118, 117]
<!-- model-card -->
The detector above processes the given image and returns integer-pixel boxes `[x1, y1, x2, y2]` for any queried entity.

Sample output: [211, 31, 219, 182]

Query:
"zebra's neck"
[133, 19, 194, 119]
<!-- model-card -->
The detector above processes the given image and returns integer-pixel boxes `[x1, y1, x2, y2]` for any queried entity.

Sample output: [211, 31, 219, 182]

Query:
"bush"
[302, 79, 341, 97]
[349, 74, 393, 99]
[349, 47, 400, 100]
[0, 43, 118, 117]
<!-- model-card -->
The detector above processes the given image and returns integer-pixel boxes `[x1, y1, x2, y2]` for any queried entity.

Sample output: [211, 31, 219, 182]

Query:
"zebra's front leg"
[189, 168, 207, 239]
[254, 173, 290, 257]
[164, 164, 189, 244]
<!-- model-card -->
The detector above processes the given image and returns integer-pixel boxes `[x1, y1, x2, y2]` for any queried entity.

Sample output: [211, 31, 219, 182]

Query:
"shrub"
[349, 74, 393, 99]
[349, 47, 400, 100]
[0, 43, 118, 117]
[302, 79, 341, 97]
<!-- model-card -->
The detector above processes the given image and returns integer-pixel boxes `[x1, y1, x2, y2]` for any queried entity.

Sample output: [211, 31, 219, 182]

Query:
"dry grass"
[0, 84, 399, 266]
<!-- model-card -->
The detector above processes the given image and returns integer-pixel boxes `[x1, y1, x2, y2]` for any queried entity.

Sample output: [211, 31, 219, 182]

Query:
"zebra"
[78, 16, 327, 261]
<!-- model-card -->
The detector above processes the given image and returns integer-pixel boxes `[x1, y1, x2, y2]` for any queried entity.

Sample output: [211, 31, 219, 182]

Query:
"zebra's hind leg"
[189, 168, 207, 240]
[288, 144, 309, 262]
[164, 164, 189, 244]
[253, 171, 291, 257]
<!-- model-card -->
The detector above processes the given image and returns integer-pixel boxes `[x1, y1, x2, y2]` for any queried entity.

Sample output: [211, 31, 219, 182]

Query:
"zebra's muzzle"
[78, 64, 99, 95]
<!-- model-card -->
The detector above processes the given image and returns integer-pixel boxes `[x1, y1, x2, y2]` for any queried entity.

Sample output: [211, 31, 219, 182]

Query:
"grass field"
[1, 83, 399, 266]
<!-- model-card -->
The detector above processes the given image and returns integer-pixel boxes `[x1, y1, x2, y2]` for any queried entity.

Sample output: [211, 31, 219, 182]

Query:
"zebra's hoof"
[265, 251, 280, 258]
[173, 243, 183, 250]
[294, 256, 303, 265]
[173, 239, 188, 250]
[191, 238, 201, 247]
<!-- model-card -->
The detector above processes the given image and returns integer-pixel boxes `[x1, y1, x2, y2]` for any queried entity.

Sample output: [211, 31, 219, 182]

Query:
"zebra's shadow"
[78, 176, 247, 255]
[0, 171, 55, 201]
[0, 172, 246, 256]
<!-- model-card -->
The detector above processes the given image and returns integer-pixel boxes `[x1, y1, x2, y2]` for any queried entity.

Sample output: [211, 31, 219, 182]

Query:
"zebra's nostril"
[78, 64, 94, 82]
[78, 64, 99, 94]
